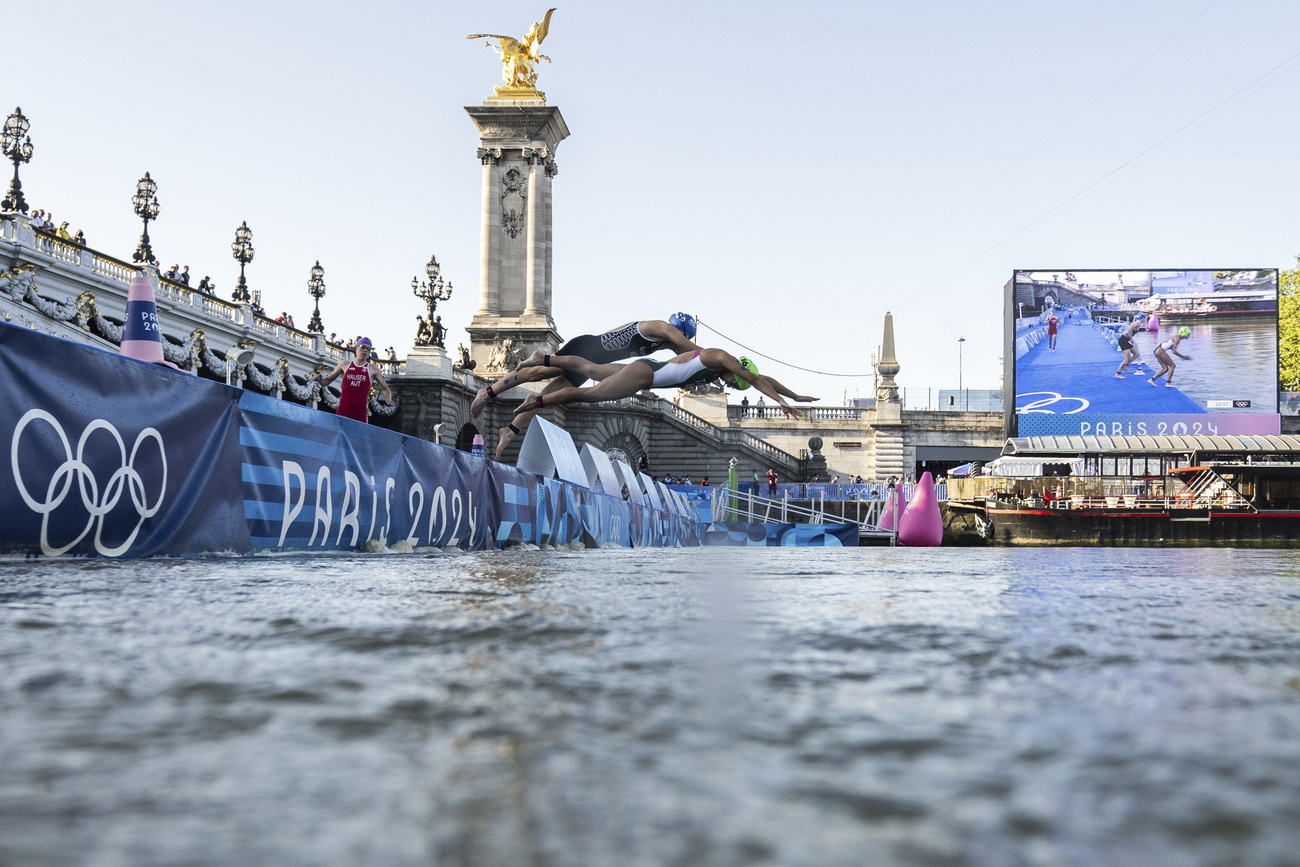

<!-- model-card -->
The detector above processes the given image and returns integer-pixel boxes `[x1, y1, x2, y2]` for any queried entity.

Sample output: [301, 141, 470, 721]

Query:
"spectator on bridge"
[197, 276, 213, 295]
[180, 266, 191, 286]
[767, 468, 777, 498]
[701, 477, 710, 486]
[741, 395, 749, 409]
[73, 229, 86, 246]
[165, 265, 179, 281]
[57, 221, 72, 240]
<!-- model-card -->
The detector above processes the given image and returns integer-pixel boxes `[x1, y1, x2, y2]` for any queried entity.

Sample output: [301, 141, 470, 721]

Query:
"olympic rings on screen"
[1015, 392, 1090, 415]
[10, 409, 167, 556]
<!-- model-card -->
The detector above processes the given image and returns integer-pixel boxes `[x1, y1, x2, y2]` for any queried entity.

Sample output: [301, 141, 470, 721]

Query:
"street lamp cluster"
[4, 107, 457, 344]
[231, 221, 254, 303]
[131, 173, 160, 264]
[412, 255, 452, 347]
[1, 107, 34, 213]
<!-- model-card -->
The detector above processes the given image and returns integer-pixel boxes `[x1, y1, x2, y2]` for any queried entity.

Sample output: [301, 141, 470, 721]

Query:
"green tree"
[1282, 256, 1300, 391]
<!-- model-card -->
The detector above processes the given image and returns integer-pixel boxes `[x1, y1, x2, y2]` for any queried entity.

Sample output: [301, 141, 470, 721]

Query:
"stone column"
[544, 157, 557, 313]
[476, 148, 502, 315]
[523, 146, 547, 316]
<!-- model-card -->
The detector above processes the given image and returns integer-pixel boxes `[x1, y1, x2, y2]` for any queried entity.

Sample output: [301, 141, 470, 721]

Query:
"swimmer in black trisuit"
[472, 314, 701, 458]
[1114, 312, 1148, 379]
[510, 348, 816, 418]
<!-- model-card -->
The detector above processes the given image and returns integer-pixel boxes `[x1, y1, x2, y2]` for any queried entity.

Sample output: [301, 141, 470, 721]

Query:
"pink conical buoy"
[119, 271, 178, 369]
[898, 472, 943, 547]
[1147, 314, 1159, 332]
[879, 484, 909, 531]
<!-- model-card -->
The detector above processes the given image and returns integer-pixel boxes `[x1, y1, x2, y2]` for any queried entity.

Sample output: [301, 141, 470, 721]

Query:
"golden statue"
[468, 8, 556, 95]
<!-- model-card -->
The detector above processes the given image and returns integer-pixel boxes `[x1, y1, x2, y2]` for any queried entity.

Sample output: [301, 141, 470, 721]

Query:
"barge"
[944, 435, 1300, 547]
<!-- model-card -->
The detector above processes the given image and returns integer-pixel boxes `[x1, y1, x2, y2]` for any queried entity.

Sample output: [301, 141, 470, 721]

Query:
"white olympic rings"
[1016, 392, 1090, 415]
[10, 409, 167, 556]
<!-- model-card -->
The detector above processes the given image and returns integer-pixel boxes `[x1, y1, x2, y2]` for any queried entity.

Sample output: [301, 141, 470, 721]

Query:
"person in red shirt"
[1047, 312, 1059, 352]
[766, 468, 778, 498]
[314, 337, 393, 423]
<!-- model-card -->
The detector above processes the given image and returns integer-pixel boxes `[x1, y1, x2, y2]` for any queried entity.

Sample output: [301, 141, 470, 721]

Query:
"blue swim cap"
[731, 356, 759, 390]
[668, 312, 697, 340]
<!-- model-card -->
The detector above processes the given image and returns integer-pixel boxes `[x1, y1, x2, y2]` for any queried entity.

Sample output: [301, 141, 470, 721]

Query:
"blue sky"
[8, 1, 1300, 403]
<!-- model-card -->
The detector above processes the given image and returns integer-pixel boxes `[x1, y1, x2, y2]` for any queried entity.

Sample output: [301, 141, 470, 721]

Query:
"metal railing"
[709, 486, 895, 542]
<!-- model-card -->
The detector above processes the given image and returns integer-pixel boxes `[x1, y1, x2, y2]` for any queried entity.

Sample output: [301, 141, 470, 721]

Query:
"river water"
[2, 548, 1299, 866]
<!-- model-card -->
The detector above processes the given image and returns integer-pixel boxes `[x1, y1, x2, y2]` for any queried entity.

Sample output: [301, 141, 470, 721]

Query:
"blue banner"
[1, 325, 246, 557]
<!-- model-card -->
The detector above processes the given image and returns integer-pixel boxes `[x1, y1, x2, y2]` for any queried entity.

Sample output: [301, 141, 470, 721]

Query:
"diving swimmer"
[509, 348, 816, 418]
[472, 314, 701, 458]
[1149, 327, 1192, 387]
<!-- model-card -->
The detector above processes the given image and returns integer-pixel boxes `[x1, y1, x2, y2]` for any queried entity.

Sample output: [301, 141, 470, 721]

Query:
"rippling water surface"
[3, 548, 1300, 866]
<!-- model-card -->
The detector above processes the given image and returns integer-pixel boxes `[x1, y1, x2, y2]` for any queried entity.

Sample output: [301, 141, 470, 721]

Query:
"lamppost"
[958, 336, 966, 408]
[131, 173, 160, 265]
[306, 260, 326, 333]
[412, 254, 452, 346]
[231, 221, 254, 303]
[1, 107, 34, 214]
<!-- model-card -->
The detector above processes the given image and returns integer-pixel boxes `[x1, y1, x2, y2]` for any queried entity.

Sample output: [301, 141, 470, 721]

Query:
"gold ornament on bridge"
[468, 8, 556, 100]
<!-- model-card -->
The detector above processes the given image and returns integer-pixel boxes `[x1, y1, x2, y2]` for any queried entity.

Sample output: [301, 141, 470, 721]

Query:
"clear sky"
[9, 1, 1300, 404]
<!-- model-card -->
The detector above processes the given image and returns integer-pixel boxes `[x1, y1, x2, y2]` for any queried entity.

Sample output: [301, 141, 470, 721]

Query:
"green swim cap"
[1178, 327, 1191, 338]
[732, 356, 759, 390]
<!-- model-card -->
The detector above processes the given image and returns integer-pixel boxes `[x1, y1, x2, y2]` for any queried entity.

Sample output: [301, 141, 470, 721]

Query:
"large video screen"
[1009, 269, 1280, 437]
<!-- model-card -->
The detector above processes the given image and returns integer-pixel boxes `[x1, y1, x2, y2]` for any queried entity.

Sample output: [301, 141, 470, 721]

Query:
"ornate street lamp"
[231, 221, 254, 303]
[1, 107, 34, 213]
[412, 254, 452, 346]
[306, 260, 326, 332]
[131, 173, 160, 264]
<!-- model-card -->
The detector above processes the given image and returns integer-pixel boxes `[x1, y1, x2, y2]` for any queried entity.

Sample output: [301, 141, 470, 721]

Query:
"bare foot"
[515, 349, 547, 371]
[513, 395, 543, 416]
[495, 426, 516, 459]
[470, 385, 494, 419]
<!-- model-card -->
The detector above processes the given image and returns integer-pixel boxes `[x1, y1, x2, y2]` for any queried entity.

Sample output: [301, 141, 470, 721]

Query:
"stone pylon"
[464, 96, 569, 377]
[876, 311, 901, 403]
[871, 311, 905, 481]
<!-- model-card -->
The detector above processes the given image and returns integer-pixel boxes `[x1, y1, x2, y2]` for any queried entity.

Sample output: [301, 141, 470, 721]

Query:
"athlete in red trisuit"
[313, 337, 394, 423]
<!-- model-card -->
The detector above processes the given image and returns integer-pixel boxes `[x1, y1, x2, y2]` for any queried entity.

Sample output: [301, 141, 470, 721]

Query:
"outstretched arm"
[703, 349, 800, 418]
[313, 359, 348, 387]
[639, 319, 701, 354]
[755, 374, 817, 403]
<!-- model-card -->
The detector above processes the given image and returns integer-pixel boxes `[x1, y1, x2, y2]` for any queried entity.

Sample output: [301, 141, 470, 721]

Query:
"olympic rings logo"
[10, 409, 167, 556]
[1016, 392, 1090, 414]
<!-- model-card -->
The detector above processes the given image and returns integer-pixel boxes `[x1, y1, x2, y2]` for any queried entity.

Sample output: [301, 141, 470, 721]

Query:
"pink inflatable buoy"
[1147, 314, 1159, 332]
[880, 484, 909, 531]
[898, 472, 943, 547]
[120, 270, 180, 370]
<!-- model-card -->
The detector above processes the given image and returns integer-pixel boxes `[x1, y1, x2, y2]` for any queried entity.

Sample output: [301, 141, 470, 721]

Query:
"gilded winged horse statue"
[467, 8, 557, 90]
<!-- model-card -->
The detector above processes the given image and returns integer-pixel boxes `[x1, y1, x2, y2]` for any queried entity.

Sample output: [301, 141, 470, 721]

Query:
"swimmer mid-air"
[472, 314, 702, 458]
[509, 348, 816, 418]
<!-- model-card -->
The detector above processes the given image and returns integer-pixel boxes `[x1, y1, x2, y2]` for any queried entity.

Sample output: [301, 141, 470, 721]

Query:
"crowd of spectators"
[29, 209, 87, 247]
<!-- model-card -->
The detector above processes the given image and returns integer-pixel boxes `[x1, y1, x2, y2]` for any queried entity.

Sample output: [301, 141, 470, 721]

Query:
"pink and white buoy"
[119, 270, 180, 370]
[898, 472, 943, 547]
